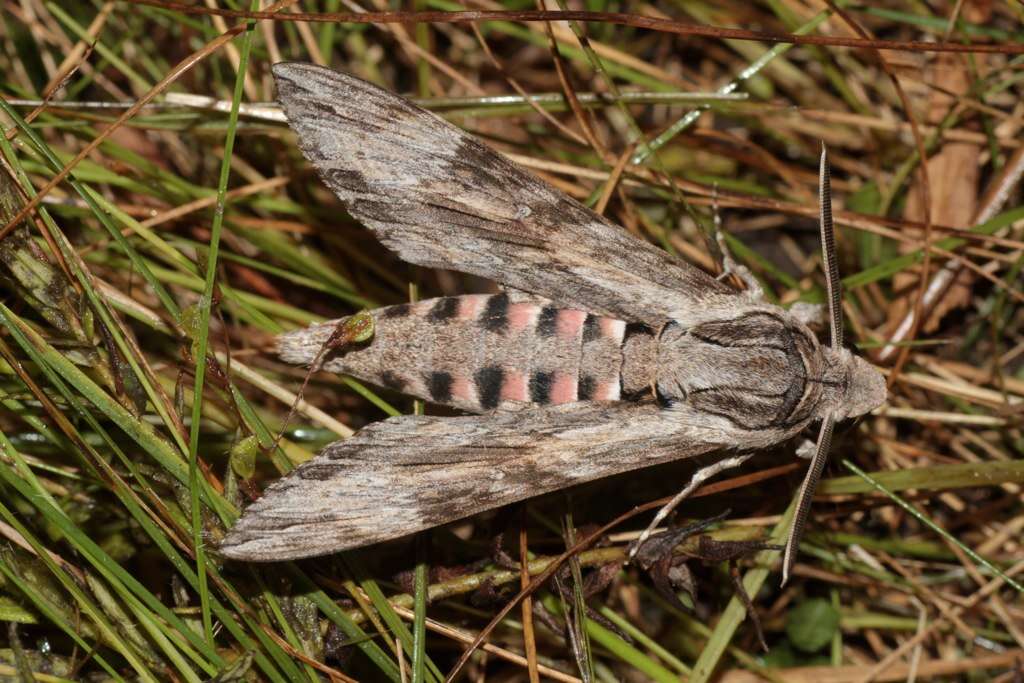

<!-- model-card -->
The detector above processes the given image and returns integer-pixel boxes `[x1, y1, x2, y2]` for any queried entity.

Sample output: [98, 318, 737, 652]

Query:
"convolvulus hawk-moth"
[220, 63, 886, 582]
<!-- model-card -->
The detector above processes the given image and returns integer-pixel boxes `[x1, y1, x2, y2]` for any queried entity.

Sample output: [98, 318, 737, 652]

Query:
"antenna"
[818, 145, 843, 349]
[782, 144, 841, 585]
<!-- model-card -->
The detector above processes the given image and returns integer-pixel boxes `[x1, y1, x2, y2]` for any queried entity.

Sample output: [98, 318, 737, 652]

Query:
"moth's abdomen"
[277, 293, 636, 413]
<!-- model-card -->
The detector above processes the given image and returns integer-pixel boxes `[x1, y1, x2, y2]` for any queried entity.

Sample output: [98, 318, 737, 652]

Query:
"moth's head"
[819, 347, 887, 421]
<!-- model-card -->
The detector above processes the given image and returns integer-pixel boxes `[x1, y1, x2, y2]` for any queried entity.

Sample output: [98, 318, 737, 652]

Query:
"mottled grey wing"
[273, 62, 737, 326]
[220, 400, 732, 561]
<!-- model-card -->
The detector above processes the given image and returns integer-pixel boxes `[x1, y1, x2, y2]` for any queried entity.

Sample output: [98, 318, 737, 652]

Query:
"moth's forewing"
[220, 400, 739, 561]
[272, 62, 740, 328]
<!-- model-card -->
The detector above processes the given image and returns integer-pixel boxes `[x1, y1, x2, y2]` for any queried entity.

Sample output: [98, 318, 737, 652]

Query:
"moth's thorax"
[655, 310, 888, 430]
[817, 347, 887, 420]
[655, 310, 826, 432]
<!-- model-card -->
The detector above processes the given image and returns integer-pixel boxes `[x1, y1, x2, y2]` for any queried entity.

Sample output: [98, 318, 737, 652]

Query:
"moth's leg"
[715, 231, 765, 302]
[795, 438, 817, 459]
[628, 452, 755, 560]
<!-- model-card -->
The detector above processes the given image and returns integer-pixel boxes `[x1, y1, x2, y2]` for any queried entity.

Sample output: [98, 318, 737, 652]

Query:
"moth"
[220, 63, 886, 582]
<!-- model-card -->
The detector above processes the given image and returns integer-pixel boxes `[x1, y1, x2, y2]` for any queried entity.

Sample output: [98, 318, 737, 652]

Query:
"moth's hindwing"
[277, 293, 659, 413]
[272, 62, 742, 328]
[219, 400, 736, 561]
